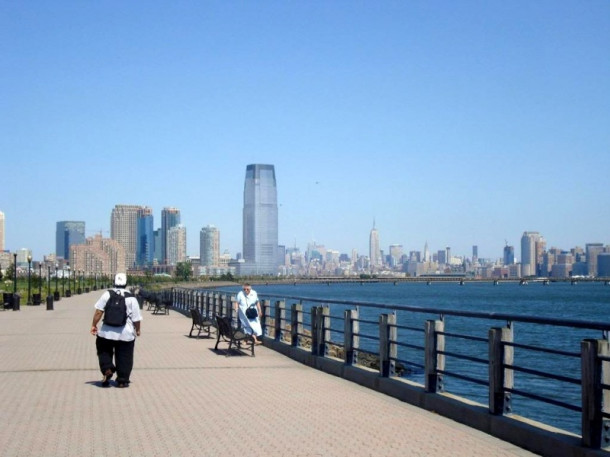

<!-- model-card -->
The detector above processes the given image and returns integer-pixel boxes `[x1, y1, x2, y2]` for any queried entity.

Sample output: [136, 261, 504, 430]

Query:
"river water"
[218, 281, 610, 435]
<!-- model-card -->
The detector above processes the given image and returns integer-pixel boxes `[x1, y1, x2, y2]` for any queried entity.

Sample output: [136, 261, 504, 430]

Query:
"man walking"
[90, 273, 142, 387]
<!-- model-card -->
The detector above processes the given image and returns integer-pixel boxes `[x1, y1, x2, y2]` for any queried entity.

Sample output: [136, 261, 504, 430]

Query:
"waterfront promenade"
[0, 291, 537, 457]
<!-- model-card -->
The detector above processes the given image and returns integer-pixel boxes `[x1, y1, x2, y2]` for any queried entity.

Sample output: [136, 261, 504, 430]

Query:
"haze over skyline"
[2, 2, 609, 261]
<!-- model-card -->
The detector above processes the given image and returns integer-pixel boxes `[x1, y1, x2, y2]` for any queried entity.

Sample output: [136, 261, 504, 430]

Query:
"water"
[217, 281, 610, 435]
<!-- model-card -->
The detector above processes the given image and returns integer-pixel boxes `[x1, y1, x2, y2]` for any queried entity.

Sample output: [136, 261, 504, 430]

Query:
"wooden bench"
[189, 308, 215, 338]
[214, 316, 255, 356]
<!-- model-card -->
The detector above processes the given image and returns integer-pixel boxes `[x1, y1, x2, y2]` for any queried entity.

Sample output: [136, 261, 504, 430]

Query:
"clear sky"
[2, 1, 609, 262]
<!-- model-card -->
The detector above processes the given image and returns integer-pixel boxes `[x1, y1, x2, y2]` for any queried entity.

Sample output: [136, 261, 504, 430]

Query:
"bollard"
[46, 295, 54, 310]
[12, 293, 20, 311]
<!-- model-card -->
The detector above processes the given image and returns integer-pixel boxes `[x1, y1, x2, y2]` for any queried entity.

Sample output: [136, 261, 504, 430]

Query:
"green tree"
[175, 262, 193, 281]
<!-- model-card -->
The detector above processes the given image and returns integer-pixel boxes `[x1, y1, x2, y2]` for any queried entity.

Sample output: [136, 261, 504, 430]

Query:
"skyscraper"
[161, 207, 181, 264]
[136, 207, 154, 266]
[56, 221, 85, 259]
[369, 222, 381, 268]
[521, 231, 541, 277]
[167, 224, 187, 265]
[586, 243, 604, 277]
[200, 225, 220, 267]
[242, 164, 278, 275]
[0, 211, 4, 251]
[111, 204, 145, 269]
[503, 245, 515, 266]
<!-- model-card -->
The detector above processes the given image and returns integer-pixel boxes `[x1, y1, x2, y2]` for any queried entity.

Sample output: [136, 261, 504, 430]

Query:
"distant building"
[161, 207, 181, 264]
[200, 225, 220, 267]
[111, 205, 145, 269]
[521, 231, 542, 277]
[586, 243, 604, 277]
[241, 164, 279, 275]
[389, 244, 403, 267]
[136, 207, 154, 266]
[70, 234, 126, 277]
[503, 245, 514, 266]
[369, 222, 381, 269]
[167, 224, 187, 265]
[597, 253, 610, 277]
[56, 221, 85, 260]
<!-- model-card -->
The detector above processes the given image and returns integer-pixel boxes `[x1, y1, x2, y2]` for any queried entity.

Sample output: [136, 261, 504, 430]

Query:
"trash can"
[33, 293, 42, 306]
[53, 291, 60, 301]
[12, 294, 20, 311]
[3, 292, 12, 310]
[65, 289, 71, 297]
[46, 295, 54, 310]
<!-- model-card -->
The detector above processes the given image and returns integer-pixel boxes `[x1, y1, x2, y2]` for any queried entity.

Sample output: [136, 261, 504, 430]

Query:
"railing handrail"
[219, 291, 610, 331]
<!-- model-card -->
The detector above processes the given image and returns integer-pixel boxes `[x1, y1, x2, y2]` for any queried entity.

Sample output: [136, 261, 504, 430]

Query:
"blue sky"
[2, 1, 609, 261]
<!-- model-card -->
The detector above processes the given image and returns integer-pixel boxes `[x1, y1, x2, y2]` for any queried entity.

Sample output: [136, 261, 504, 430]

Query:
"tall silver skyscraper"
[242, 164, 278, 275]
[369, 221, 381, 269]
[521, 231, 541, 277]
[200, 225, 220, 267]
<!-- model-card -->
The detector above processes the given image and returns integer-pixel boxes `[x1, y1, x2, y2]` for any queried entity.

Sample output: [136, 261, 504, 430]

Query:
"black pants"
[96, 337, 135, 384]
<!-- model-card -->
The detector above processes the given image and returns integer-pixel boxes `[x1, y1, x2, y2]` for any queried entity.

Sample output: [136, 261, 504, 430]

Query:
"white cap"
[114, 273, 127, 287]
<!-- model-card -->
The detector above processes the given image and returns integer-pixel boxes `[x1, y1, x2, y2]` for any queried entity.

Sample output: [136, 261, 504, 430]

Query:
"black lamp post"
[78, 270, 82, 294]
[54, 264, 60, 301]
[65, 266, 70, 297]
[12, 253, 19, 311]
[13, 253, 17, 294]
[27, 255, 32, 306]
[94, 271, 98, 290]
[47, 265, 54, 310]
[62, 266, 66, 297]
[38, 262, 42, 299]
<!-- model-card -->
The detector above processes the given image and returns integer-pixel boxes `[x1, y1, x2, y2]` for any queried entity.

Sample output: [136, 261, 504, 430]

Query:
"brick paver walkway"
[0, 291, 537, 456]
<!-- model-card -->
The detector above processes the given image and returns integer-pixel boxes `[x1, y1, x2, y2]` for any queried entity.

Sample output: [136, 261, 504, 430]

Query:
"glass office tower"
[56, 221, 85, 259]
[136, 207, 154, 266]
[242, 164, 278, 275]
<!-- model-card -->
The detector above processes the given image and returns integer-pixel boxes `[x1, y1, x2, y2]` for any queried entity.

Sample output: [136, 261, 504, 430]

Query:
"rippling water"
[219, 281, 610, 434]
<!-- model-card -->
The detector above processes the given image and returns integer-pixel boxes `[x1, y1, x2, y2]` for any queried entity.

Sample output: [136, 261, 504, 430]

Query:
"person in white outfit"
[234, 283, 263, 344]
[90, 273, 142, 387]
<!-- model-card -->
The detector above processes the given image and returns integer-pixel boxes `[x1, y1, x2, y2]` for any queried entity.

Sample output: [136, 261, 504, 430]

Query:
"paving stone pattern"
[0, 291, 538, 456]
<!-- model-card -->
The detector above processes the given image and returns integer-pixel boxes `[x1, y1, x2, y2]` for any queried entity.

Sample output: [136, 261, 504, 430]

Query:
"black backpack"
[103, 289, 132, 327]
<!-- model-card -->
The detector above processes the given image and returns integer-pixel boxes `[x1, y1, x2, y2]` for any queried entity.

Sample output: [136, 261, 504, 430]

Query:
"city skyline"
[2, 2, 609, 261]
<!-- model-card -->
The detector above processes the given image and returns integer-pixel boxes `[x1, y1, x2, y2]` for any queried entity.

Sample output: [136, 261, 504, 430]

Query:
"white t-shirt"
[95, 288, 143, 342]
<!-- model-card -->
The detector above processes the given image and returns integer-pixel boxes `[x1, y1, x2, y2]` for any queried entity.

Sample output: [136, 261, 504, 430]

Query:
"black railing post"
[489, 324, 514, 415]
[311, 307, 320, 355]
[581, 339, 610, 450]
[380, 313, 396, 377]
[344, 309, 359, 366]
[291, 303, 303, 347]
[425, 319, 445, 393]
[274, 300, 283, 342]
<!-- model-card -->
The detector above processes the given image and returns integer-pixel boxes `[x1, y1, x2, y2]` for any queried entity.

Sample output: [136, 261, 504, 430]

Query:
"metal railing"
[168, 287, 610, 452]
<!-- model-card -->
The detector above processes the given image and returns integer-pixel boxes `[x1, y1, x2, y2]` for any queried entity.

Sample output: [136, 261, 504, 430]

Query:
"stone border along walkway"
[0, 290, 538, 457]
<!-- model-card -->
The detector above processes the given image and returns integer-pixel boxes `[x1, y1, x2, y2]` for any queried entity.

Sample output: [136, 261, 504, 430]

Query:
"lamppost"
[12, 253, 19, 311]
[27, 255, 32, 306]
[78, 270, 82, 294]
[54, 263, 60, 301]
[13, 253, 17, 295]
[38, 262, 42, 304]
[47, 265, 54, 310]
[65, 266, 70, 297]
